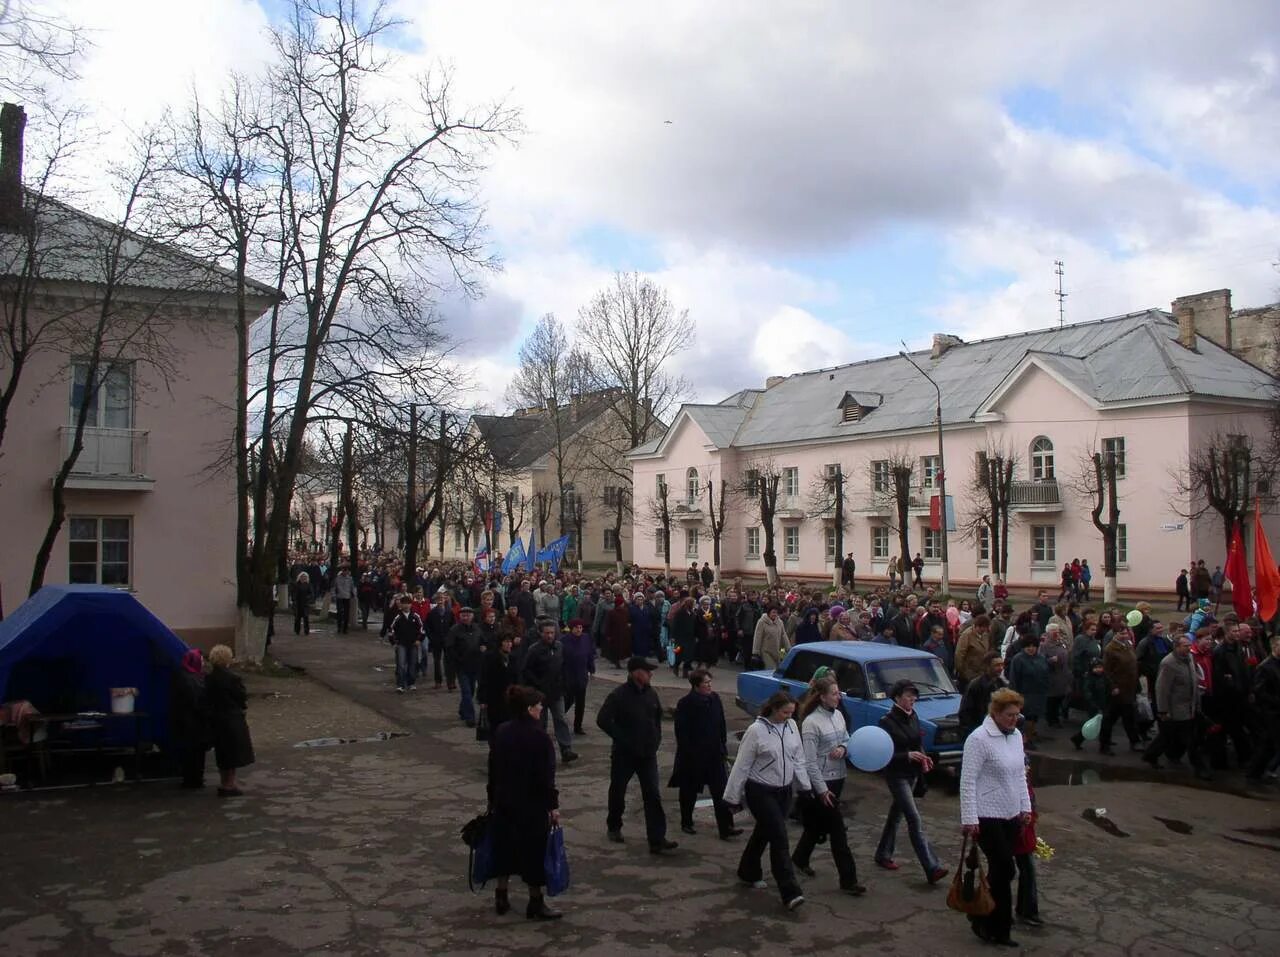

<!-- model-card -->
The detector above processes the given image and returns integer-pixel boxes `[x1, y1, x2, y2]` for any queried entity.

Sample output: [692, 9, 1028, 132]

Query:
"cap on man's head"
[626, 655, 659, 672]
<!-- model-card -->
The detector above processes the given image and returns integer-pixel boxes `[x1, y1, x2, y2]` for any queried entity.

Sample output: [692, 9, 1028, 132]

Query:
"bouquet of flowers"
[1033, 837, 1055, 862]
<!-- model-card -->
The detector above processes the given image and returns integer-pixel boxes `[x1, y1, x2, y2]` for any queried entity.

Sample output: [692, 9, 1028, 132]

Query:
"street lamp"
[899, 349, 950, 596]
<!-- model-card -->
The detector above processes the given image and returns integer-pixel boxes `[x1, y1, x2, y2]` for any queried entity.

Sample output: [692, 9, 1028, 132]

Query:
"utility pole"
[831, 464, 845, 589]
[1054, 260, 1067, 328]
[899, 349, 950, 596]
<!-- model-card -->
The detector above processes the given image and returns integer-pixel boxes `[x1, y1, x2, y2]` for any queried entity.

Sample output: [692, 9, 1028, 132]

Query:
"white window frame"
[70, 361, 134, 429]
[654, 527, 667, 557]
[656, 473, 667, 496]
[1102, 437, 1126, 479]
[783, 466, 799, 498]
[744, 469, 760, 497]
[685, 468, 700, 505]
[921, 455, 940, 489]
[922, 527, 941, 561]
[69, 516, 132, 586]
[603, 527, 618, 551]
[784, 525, 800, 560]
[1031, 437, 1055, 482]
[453, 526, 463, 550]
[871, 525, 889, 560]
[977, 524, 990, 563]
[746, 526, 761, 559]
[871, 460, 891, 493]
[824, 526, 837, 561]
[1116, 523, 1128, 567]
[1032, 524, 1056, 565]
[685, 526, 699, 559]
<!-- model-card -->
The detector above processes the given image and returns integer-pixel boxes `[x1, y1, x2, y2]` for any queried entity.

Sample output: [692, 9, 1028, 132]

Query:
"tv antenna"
[1054, 260, 1067, 328]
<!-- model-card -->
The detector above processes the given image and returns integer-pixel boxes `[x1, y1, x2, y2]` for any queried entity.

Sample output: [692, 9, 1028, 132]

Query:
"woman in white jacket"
[724, 691, 811, 910]
[959, 687, 1033, 949]
[792, 677, 866, 895]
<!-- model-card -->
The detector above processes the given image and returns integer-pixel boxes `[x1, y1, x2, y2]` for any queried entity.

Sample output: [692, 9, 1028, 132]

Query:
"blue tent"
[0, 585, 190, 747]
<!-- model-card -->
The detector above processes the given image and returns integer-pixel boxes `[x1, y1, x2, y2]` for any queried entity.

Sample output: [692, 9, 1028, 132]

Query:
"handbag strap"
[956, 832, 969, 870]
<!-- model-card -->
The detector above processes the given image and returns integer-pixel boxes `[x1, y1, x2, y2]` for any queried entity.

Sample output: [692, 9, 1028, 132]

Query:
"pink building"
[0, 104, 276, 645]
[629, 291, 1279, 596]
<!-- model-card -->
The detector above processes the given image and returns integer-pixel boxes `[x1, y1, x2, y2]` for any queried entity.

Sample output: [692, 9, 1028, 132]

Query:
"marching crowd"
[282, 548, 1280, 942]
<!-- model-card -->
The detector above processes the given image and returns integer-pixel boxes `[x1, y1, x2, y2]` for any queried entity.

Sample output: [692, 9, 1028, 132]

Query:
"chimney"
[1171, 289, 1232, 352]
[931, 333, 963, 359]
[765, 375, 786, 389]
[0, 102, 27, 231]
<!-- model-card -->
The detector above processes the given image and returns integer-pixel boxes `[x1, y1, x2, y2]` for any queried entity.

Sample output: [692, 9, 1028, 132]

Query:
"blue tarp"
[0, 585, 190, 748]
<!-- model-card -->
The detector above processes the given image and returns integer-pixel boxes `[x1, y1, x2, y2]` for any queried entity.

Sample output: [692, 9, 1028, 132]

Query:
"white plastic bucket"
[110, 691, 136, 714]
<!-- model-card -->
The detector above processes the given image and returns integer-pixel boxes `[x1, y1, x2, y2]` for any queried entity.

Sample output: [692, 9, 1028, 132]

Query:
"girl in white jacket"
[724, 691, 810, 910]
[793, 677, 865, 895]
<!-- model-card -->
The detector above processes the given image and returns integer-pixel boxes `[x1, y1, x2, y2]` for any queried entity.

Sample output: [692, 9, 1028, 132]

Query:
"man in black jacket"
[1246, 636, 1280, 784]
[841, 552, 856, 590]
[521, 619, 579, 764]
[388, 595, 423, 693]
[424, 589, 454, 690]
[597, 656, 677, 854]
[445, 607, 486, 727]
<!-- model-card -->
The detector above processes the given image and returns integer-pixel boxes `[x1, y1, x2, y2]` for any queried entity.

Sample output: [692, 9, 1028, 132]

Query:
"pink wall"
[0, 302, 238, 636]
[631, 366, 1278, 594]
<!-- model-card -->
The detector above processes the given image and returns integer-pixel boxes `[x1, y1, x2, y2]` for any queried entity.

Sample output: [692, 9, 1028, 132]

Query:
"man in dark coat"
[514, 580, 537, 633]
[841, 553, 857, 590]
[1246, 635, 1280, 784]
[700, 562, 715, 589]
[424, 589, 455, 690]
[522, 619, 579, 763]
[445, 607, 486, 727]
[560, 619, 595, 736]
[597, 656, 676, 854]
[669, 669, 741, 838]
[1212, 624, 1254, 767]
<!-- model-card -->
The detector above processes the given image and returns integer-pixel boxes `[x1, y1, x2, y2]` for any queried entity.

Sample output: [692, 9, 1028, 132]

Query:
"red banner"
[1224, 521, 1253, 620]
[929, 495, 941, 532]
[1255, 501, 1280, 622]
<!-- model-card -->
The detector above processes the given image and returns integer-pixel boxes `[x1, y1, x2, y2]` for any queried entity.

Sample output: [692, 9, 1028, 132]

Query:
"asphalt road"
[3, 623, 1279, 956]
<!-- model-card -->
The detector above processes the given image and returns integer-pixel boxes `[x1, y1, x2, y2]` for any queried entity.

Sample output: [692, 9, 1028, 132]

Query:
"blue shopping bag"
[544, 826, 570, 897]
[462, 812, 495, 891]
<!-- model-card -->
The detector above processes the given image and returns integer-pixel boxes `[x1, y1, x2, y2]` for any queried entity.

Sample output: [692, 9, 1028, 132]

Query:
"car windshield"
[864, 657, 957, 698]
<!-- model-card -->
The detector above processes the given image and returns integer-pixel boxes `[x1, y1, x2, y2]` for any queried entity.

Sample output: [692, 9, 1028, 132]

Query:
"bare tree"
[737, 460, 782, 585]
[1071, 447, 1121, 603]
[703, 470, 729, 584]
[503, 485, 527, 549]
[0, 0, 85, 97]
[808, 462, 849, 587]
[962, 445, 1016, 581]
[1173, 431, 1271, 549]
[643, 475, 673, 575]
[607, 485, 629, 573]
[869, 450, 916, 577]
[532, 488, 557, 547]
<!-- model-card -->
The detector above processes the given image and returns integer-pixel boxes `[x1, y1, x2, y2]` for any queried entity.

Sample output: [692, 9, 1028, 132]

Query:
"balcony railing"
[1010, 479, 1061, 507]
[62, 426, 149, 477]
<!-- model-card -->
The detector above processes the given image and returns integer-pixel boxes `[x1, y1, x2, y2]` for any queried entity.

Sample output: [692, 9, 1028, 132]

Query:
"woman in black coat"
[170, 649, 212, 789]
[205, 645, 255, 797]
[669, 669, 741, 838]
[490, 685, 563, 921]
[670, 597, 697, 676]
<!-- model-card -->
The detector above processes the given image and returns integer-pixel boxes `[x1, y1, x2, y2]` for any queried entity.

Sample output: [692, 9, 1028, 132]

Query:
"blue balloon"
[847, 725, 894, 772]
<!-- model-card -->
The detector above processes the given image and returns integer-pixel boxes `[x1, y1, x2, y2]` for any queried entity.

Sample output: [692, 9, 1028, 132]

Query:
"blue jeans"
[875, 776, 940, 876]
[394, 644, 417, 689]
[540, 694, 573, 753]
[458, 671, 477, 722]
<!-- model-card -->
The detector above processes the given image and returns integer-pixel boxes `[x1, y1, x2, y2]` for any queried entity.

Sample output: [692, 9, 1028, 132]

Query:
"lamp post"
[899, 350, 950, 596]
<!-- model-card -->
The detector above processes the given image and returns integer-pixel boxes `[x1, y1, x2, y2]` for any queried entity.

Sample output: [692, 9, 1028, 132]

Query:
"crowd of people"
[279, 546, 1280, 935]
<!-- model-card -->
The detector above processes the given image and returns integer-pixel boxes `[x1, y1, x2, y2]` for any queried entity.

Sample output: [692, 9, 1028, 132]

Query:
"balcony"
[673, 499, 703, 521]
[777, 495, 805, 520]
[59, 427, 155, 491]
[1010, 479, 1061, 512]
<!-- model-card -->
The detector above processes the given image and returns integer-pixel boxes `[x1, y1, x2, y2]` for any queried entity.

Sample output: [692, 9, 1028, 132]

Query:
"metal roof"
[650, 309, 1276, 453]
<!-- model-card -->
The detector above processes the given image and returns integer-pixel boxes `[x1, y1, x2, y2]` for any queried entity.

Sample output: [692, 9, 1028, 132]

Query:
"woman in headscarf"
[828, 611, 858, 642]
[169, 649, 211, 789]
[794, 608, 822, 645]
[694, 595, 722, 668]
[604, 594, 633, 667]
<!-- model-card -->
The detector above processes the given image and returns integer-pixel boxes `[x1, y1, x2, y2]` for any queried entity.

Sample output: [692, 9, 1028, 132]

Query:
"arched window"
[686, 467, 700, 503]
[1031, 437, 1055, 481]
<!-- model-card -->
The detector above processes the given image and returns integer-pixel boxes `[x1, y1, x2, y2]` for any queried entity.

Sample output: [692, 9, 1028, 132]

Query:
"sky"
[24, 0, 1280, 411]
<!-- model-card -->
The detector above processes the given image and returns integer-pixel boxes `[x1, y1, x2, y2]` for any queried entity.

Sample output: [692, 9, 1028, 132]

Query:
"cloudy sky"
[29, 0, 1280, 408]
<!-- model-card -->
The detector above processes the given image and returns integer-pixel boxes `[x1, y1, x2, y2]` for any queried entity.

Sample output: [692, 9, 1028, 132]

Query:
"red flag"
[1254, 501, 1280, 622]
[929, 495, 941, 532]
[1223, 521, 1253, 620]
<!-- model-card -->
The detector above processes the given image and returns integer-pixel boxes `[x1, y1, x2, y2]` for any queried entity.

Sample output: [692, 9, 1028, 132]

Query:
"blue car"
[735, 642, 965, 767]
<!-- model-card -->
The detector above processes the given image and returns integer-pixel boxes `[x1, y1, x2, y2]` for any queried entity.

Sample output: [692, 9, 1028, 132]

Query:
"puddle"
[1082, 808, 1129, 837]
[293, 731, 411, 748]
[1153, 816, 1193, 835]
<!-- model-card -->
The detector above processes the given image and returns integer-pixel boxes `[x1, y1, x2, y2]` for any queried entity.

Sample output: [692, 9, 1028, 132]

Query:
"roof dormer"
[837, 390, 882, 424]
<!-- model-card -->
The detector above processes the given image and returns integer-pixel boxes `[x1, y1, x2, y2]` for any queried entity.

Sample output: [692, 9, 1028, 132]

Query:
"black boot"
[527, 895, 562, 920]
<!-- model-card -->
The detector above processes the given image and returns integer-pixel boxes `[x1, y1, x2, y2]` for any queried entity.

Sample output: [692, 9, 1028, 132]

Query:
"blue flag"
[537, 535, 571, 574]
[501, 537, 526, 574]
[526, 529, 537, 573]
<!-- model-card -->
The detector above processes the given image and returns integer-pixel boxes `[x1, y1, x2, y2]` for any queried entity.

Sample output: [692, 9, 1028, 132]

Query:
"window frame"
[977, 524, 990, 563]
[70, 361, 134, 430]
[1031, 524, 1056, 565]
[824, 526, 837, 561]
[603, 527, 618, 552]
[1115, 523, 1128, 567]
[782, 466, 800, 498]
[654, 526, 667, 557]
[68, 515, 132, 587]
[871, 460, 891, 493]
[922, 527, 941, 560]
[685, 467, 700, 504]
[685, 526, 699, 559]
[783, 525, 800, 560]
[746, 526, 761, 559]
[1031, 436, 1055, 482]
[1101, 436, 1126, 479]
[920, 455, 940, 489]
[871, 525, 889, 560]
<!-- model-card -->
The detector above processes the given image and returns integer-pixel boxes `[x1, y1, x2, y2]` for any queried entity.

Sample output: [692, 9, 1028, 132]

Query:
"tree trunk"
[235, 606, 270, 663]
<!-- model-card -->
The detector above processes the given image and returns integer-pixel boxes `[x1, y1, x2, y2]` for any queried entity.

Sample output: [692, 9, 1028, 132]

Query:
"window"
[685, 467, 700, 503]
[603, 485, 621, 507]
[1032, 524, 1056, 564]
[871, 460, 891, 493]
[746, 526, 761, 558]
[825, 526, 837, 561]
[824, 463, 840, 481]
[685, 527, 699, 559]
[654, 527, 667, 556]
[744, 468, 760, 496]
[921, 455, 940, 488]
[656, 473, 667, 496]
[1031, 437, 1055, 481]
[783, 467, 799, 497]
[69, 516, 131, 586]
[561, 484, 577, 519]
[603, 528, 618, 551]
[871, 526, 889, 560]
[71, 362, 133, 428]
[977, 525, 990, 562]
[453, 527, 463, 550]
[1102, 437, 1126, 478]
[975, 451, 990, 488]
[784, 526, 799, 560]
[1116, 523, 1127, 566]
[922, 527, 941, 560]
[783, 650, 835, 682]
